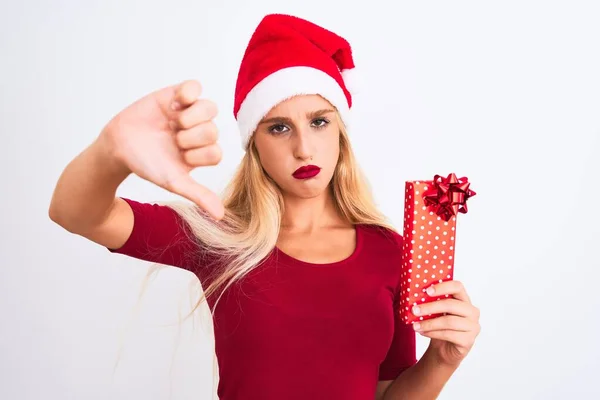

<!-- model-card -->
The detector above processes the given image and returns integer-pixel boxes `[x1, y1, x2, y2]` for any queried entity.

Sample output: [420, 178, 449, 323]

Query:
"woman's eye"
[269, 124, 288, 134]
[312, 118, 329, 128]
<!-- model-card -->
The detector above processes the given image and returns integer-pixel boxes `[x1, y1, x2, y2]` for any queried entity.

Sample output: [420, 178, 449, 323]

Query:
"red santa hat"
[233, 14, 358, 150]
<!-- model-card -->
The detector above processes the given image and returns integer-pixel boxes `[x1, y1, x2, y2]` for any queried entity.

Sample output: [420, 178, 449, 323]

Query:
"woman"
[49, 13, 480, 400]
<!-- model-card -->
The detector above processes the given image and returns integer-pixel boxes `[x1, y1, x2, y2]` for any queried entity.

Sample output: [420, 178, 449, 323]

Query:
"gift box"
[399, 173, 476, 324]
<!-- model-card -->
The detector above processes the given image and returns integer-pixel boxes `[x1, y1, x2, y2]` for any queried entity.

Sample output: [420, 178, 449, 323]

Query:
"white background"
[1, 1, 599, 399]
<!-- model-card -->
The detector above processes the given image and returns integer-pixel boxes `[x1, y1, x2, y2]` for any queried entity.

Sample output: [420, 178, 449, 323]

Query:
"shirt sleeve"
[106, 197, 201, 270]
[378, 231, 418, 380]
[378, 289, 418, 380]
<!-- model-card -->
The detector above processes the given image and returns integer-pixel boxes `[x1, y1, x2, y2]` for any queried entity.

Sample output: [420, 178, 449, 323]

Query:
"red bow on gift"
[422, 173, 476, 221]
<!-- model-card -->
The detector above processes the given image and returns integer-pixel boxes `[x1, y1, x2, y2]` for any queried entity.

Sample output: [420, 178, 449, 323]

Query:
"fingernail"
[412, 306, 421, 315]
[171, 101, 181, 111]
[427, 286, 435, 296]
[413, 322, 421, 331]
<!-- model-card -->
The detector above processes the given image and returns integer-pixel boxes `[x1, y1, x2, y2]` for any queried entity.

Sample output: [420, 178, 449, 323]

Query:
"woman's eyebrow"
[259, 109, 335, 126]
[259, 116, 293, 125]
[306, 108, 335, 119]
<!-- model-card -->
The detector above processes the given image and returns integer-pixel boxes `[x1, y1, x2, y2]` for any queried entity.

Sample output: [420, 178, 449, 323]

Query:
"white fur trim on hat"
[236, 66, 351, 150]
[341, 68, 360, 96]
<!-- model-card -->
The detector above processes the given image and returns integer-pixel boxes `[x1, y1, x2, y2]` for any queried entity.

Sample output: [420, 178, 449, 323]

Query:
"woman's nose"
[292, 128, 313, 160]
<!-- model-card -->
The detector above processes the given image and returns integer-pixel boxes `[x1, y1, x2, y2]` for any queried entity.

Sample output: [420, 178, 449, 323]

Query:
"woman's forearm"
[48, 134, 131, 233]
[385, 347, 460, 400]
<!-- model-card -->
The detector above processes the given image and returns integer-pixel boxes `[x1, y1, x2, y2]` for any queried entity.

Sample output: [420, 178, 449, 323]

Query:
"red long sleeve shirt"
[108, 198, 417, 399]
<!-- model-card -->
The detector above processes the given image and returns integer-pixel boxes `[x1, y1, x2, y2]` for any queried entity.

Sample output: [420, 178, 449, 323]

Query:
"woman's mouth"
[292, 165, 321, 179]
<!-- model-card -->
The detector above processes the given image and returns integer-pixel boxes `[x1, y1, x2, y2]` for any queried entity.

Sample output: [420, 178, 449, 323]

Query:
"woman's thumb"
[167, 173, 224, 220]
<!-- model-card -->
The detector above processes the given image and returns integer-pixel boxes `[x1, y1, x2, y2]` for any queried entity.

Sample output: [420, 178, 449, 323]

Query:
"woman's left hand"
[411, 280, 481, 367]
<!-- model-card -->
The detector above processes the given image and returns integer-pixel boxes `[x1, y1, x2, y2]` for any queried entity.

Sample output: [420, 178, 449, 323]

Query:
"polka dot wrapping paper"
[399, 174, 476, 325]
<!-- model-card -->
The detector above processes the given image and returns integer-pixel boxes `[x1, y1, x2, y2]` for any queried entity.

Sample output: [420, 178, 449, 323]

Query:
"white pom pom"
[341, 68, 361, 96]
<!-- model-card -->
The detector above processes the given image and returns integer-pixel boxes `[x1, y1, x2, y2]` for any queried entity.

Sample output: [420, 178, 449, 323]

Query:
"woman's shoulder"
[357, 224, 404, 277]
[357, 223, 403, 250]
[107, 197, 203, 269]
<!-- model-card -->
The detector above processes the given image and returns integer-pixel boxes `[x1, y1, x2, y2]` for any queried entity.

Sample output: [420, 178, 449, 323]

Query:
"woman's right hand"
[99, 80, 225, 220]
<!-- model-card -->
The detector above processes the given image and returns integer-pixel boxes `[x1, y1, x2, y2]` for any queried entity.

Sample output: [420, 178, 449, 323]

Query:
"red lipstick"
[292, 165, 321, 179]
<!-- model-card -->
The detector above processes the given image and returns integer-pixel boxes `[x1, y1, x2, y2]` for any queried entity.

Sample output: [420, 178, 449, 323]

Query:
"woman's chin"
[281, 179, 331, 199]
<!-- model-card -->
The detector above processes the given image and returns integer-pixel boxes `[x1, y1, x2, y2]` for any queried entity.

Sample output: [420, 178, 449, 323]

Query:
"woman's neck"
[280, 187, 348, 233]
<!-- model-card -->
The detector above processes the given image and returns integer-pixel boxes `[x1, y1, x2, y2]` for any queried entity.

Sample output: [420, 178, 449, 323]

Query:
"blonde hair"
[165, 110, 396, 319]
[112, 110, 397, 395]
